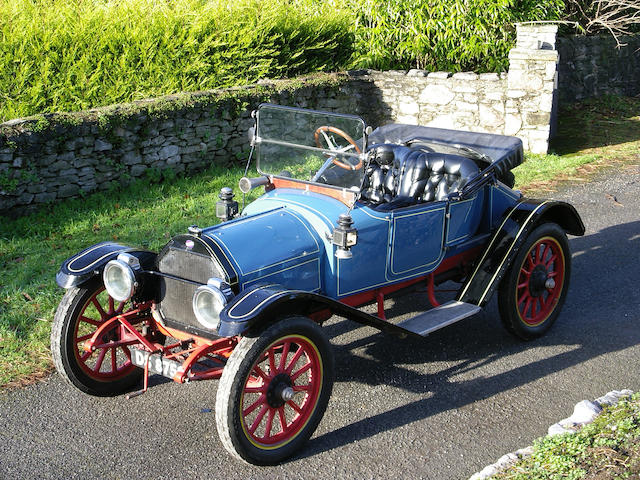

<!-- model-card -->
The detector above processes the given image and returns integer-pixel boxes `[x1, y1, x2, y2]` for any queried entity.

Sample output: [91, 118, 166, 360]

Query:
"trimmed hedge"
[0, 0, 354, 122]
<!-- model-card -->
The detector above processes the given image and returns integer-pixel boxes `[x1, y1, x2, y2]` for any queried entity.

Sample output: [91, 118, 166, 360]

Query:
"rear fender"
[457, 199, 584, 306]
[56, 242, 156, 289]
[218, 283, 417, 338]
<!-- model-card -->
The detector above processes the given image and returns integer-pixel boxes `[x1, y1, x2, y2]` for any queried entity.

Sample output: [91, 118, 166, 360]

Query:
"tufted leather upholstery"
[361, 145, 479, 210]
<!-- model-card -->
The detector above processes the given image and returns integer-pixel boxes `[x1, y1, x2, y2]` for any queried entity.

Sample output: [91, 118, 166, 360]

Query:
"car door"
[386, 201, 447, 281]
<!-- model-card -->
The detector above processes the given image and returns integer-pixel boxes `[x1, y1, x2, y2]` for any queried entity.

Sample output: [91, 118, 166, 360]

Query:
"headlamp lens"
[103, 260, 135, 302]
[193, 286, 226, 330]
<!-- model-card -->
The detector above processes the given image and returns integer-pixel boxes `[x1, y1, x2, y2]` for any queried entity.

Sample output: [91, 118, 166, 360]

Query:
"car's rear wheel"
[51, 277, 153, 396]
[498, 223, 570, 340]
[215, 316, 334, 465]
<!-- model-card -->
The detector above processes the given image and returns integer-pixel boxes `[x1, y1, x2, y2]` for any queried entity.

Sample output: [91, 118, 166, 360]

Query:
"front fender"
[218, 283, 417, 338]
[457, 198, 584, 306]
[56, 242, 156, 289]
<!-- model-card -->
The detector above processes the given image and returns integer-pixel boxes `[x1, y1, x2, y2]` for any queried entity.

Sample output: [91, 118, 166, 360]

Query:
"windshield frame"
[254, 104, 368, 193]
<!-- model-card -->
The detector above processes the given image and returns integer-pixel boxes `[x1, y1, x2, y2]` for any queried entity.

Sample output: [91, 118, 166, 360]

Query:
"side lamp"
[216, 187, 238, 222]
[332, 213, 358, 259]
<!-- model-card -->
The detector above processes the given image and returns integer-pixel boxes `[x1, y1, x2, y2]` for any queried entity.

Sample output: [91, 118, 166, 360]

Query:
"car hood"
[201, 206, 324, 292]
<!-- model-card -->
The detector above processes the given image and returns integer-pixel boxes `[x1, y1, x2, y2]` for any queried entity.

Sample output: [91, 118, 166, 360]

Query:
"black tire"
[498, 222, 571, 340]
[215, 316, 334, 465]
[51, 277, 146, 396]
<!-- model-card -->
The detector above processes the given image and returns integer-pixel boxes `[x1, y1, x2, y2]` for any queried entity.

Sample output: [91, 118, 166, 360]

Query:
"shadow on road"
[301, 220, 640, 459]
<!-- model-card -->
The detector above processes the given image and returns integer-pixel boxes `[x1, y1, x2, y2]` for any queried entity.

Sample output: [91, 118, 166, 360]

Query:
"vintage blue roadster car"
[51, 104, 584, 464]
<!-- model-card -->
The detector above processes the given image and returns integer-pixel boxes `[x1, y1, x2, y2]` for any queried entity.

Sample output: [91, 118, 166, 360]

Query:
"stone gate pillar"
[507, 24, 559, 153]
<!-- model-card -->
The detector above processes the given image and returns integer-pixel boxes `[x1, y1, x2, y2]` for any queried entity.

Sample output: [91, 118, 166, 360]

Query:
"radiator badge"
[185, 240, 195, 250]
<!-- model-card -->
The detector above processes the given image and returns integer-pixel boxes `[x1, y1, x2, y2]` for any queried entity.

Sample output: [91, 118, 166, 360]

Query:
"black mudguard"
[218, 283, 419, 338]
[457, 199, 585, 306]
[56, 241, 156, 289]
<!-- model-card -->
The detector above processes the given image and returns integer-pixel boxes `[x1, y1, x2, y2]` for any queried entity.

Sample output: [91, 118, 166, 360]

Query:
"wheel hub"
[529, 265, 549, 297]
[266, 373, 293, 408]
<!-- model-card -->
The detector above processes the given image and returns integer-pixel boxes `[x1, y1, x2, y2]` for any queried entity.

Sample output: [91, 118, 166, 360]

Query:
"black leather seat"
[360, 145, 479, 210]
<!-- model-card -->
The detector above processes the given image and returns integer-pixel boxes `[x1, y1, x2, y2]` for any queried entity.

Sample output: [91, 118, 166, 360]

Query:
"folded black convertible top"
[368, 123, 524, 172]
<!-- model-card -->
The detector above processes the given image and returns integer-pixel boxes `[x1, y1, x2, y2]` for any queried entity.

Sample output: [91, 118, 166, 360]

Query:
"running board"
[397, 301, 481, 337]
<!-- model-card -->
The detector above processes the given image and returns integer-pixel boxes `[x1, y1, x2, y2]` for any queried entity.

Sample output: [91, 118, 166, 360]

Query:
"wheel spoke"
[76, 332, 94, 343]
[243, 394, 266, 417]
[253, 365, 270, 381]
[278, 341, 290, 371]
[262, 408, 276, 440]
[522, 297, 532, 318]
[108, 296, 115, 315]
[278, 406, 287, 432]
[80, 349, 93, 362]
[268, 347, 277, 374]
[545, 253, 557, 268]
[248, 405, 269, 435]
[80, 315, 101, 327]
[292, 384, 311, 392]
[290, 361, 312, 382]
[285, 346, 304, 374]
[93, 348, 107, 372]
[110, 347, 117, 372]
[526, 254, 534, 269]
[91, 298, 108, 320]
[518, 290, 530, 306]
[287, 399, 303, 414]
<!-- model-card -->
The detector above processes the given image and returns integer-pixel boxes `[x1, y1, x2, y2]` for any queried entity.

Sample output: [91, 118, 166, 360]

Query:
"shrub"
[348, 0, 564, 72]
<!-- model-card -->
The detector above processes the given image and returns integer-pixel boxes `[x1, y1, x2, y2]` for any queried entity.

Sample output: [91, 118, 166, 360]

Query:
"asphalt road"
[1, 165, 639, 480]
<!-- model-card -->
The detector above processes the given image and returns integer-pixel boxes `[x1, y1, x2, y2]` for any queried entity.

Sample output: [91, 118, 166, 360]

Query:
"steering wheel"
[313, 125, 363, 170]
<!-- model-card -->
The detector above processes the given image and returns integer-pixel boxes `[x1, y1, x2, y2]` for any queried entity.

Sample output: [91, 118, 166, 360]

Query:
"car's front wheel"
[498, 222, 571, 340]
[51, 277, 151, 396]
[215, 316, 334, 465]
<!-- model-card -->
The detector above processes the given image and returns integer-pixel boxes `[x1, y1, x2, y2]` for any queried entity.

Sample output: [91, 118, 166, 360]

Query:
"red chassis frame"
[81, 248, 478, 397]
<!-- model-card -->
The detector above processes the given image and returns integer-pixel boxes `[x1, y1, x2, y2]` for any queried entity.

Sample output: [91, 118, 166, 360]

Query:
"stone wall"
[557, 34, 640, 103]
[0, 76, 388, 217]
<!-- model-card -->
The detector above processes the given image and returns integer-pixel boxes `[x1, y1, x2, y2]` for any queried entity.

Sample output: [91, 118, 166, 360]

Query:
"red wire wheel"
[51, 278, 155, 396]
[516, 236, 565, 326]
[498, 223, 571, 340]
[216, 316, 334, 465]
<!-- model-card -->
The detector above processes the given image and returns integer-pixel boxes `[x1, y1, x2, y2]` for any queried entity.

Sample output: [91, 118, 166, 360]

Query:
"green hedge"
[0, 0, 354, 122]
[0, 0, 565, 123]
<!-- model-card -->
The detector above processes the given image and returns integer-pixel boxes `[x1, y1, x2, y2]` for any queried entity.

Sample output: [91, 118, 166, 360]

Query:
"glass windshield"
[256, 104, 366, 190]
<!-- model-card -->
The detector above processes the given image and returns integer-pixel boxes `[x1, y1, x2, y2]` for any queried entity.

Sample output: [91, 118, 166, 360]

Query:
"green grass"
[513, 152, 600, 190]
[0, 165, 259, 387]
[1, 95, 639, 388]
[492, 392, 640, 479]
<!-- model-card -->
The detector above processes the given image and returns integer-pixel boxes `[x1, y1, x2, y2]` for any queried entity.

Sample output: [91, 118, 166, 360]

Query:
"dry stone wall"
[557, 34, 640, 103]
[2, 25, 638, 217]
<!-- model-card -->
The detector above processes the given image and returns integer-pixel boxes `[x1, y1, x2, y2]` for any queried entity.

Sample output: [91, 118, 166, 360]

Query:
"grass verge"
[0, 95, 639, 389]
[515, 95, 640, 193]
[492, 393, 640, 480]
